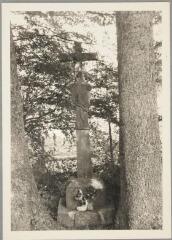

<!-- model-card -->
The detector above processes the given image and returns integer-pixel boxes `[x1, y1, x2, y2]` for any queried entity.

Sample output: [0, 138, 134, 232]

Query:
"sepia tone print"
[10, 10, 164, 231]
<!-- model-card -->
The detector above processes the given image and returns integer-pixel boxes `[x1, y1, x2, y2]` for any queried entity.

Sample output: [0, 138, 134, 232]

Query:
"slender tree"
[116, 12, 162, 229]
[11, 28, 60, 230]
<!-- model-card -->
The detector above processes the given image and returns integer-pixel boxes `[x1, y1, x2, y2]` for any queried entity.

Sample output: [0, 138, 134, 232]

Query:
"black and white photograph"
[2, 2, 171, 240]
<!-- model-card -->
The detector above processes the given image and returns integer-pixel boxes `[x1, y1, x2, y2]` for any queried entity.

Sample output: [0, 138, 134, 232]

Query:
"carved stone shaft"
[70, 81, 92, 178]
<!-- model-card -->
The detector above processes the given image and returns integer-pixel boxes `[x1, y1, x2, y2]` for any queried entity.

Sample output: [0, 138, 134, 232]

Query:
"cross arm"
[59, 52, 97, 63]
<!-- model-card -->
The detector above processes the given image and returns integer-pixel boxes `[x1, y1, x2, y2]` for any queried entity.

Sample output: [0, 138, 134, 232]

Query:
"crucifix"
[60, 42, 97, 178]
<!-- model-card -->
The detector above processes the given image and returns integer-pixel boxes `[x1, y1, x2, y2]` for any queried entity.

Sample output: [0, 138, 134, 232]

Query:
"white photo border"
[2, 2, 171, 240]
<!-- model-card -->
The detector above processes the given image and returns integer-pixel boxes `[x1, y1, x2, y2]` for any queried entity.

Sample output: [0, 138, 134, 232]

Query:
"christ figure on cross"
[60, 42, 97, 178]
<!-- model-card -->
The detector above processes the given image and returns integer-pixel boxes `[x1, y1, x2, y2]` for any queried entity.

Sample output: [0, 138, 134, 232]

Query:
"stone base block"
[58, 198, 75, 229]
[75, 211, 101, 229]
[58, 198, 115, 229]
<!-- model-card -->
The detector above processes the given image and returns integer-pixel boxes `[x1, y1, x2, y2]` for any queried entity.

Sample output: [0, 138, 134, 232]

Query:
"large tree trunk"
[116, 12, 162, 229]
[11, 29, 58, 230]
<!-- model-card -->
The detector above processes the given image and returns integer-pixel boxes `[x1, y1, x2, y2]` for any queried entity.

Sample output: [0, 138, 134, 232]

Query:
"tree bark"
[108, 116, 114, 163]
[116, 12, 162, 229]
[11, 28, 58, 230]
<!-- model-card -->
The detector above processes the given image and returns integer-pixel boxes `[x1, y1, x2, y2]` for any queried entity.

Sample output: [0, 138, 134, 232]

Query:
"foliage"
[12, 11, 119, 163]
[88, 61, 119, 125]
[90, 121, 119, 164]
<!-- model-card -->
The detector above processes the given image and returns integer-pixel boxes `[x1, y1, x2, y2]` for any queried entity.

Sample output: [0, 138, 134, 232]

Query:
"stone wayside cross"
[60, 42, 97, 178]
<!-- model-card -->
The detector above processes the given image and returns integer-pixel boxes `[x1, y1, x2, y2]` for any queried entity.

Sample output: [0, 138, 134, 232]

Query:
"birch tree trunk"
[11, 29, 57, 230]
[116, 12, 162, 229]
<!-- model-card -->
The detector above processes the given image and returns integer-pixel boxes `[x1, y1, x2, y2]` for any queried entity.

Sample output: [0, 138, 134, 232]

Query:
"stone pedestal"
[58, 198, 115, 229]
[58, 177, 115, 229]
